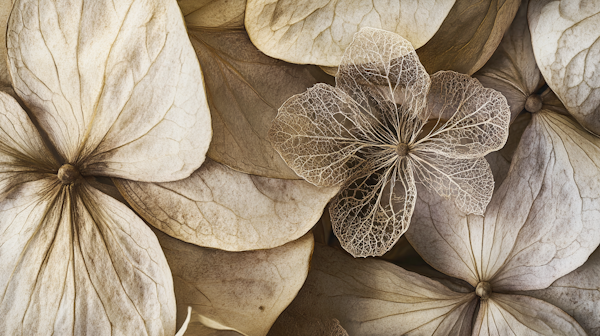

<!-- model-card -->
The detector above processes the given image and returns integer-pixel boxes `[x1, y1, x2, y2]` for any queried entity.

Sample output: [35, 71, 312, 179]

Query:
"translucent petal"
[330, 158, 416, 257]
[411, 152, 494, 216]
[0, 180, 175, 335]
[336, 27, 431, 144]
[269, 83, 391, 187]
[416, 71, 510, 159]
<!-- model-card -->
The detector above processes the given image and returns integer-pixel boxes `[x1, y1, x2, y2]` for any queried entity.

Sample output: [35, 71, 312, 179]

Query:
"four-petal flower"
[269, 28, 511, 257]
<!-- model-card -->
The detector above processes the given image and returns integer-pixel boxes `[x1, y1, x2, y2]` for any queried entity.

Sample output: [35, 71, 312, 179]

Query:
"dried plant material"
[0, 0, 212, 333]
[270, 28, 510, 257]
[525, 248, 600, 335]
[408, 110, 600, 292]
[179, 0, 246, 28]
[244, 0, 455, 66]
[269, 244, 477, 336]
[115, 158, 338, 251]
[416, 0, 520, 75]
[188, 27, 331, 179]
[474, 0, 543, 122]
[157, 229, 314, 336]
[529, 0, 600, 135]
[0, 0, 12, 91]
[473, 294, 586, 335]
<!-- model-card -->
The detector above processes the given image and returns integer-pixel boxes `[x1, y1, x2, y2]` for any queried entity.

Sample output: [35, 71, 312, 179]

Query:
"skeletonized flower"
[269, 28, 510, 257]
[0, 0, 211, 334]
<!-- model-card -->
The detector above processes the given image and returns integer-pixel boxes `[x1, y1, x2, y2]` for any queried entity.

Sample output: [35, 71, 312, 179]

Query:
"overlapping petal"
[416, 71, 510, 159]
[336, 28, 430, 144]
[269, 83, 387, 187]
[7, 0, 211, 182]
[0, 180, 176, 335]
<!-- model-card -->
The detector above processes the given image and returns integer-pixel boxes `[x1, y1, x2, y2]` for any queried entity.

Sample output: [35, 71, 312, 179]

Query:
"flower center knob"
[475, 281, 492, 300]
[525, 94, 542, 113]
[396, 143, 409, 157]
[57, 164, 81, 185]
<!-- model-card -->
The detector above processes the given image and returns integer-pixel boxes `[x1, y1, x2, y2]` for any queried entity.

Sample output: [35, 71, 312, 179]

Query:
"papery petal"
[0, 180, 176, 335]
[411, 153, 494, 216]
[244, 0, 454, 66]
[473, 294, 585, 336]
[524, 248, 600, 335]
[408, 110, 600, 292]
[330, 158, 416, 257]
[114, 158, 338, 251]
[474, 0, 543, 122]
[529, 0, 600, 135]
[180, 0, 245, 28]
[269, 83, 388, 187]
[8, 0, 211, 181]
[0, 0, 13, 91]
[156, 228, 313, 336]
[337, 27, 431, 144]
[416, 71, 510, 159]
[269, 244, 477, 336]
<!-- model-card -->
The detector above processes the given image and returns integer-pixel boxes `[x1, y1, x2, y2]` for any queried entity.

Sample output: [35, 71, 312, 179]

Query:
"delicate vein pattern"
[270, 28, 510, 257]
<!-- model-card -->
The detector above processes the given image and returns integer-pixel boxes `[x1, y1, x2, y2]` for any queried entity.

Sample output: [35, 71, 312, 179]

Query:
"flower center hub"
[525, 94, 542, 113]
[475, 281, 492, 300]
[57, 164, 81, 185]
[396, 143, 409, 157]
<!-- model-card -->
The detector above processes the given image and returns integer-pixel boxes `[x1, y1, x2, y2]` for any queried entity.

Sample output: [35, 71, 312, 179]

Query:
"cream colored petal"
[115, 158, 337, 251]
[416, 0, 521, 75]
[411, 154, 494, 216]
[0, 180, 176, 335]
[0, 0, 13, 91]
[474, 0, 543, 122]
[244, 0, 455, 66]
[408, 110, 600, 292]
[529, 0, 600, 135]
[473, 294, 585, 336]
[417, 71, 510, 159]
[179, 0, 246, 28]
[8, 0, 211, 181]
[189, 28, 331, 179]
[156, 229, 313, 336]
[523, 247, 600, 335]
[330, 158, 416, 257]
[336, 28, 431, 144]
[269, 244, 477, 336]
[269, 83, 388, 187]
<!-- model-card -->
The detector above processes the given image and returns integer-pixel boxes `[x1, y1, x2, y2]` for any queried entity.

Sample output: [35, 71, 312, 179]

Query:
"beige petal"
[416, 0, 521, 75]
[330, 158, 416, 257]
[8, 0, 211, 181]
[244, 0, 455, 66]
[0, 0, 13, 91]
[269, 83, 386, 187]
[417, 71, 510, 160]
[473, 294, 585, 336]
[336, 28, 431, 143]
[529, 0, 600, 135]
[0, 180, 176, 335]
[156, 228, 314, 336]
[269, 243, 477, 336]
[179, 0, 246, 28]
[411, 154, 494, 216]
[474, 0, 543, 122]
[115, 158, 337, 251]
[189, 28, 331, 179]
[524, 248, 600, 335]
[408, 111, 600, 291]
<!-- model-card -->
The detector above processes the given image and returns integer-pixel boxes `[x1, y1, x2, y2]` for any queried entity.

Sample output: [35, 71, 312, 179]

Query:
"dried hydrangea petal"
[330, 159, 416, 257]
[416, 71, 510, 159]
[410, 153, 494, 215]
[337, 28, 431, 144]
[269, 83, 391, 187]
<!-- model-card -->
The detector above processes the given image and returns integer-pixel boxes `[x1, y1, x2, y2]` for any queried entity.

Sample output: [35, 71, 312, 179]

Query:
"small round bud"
[396, 143, 409, 157]
[475, 281, 492, 300]
[57, 164, 81, 185]
[525, 94, 542, 113]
